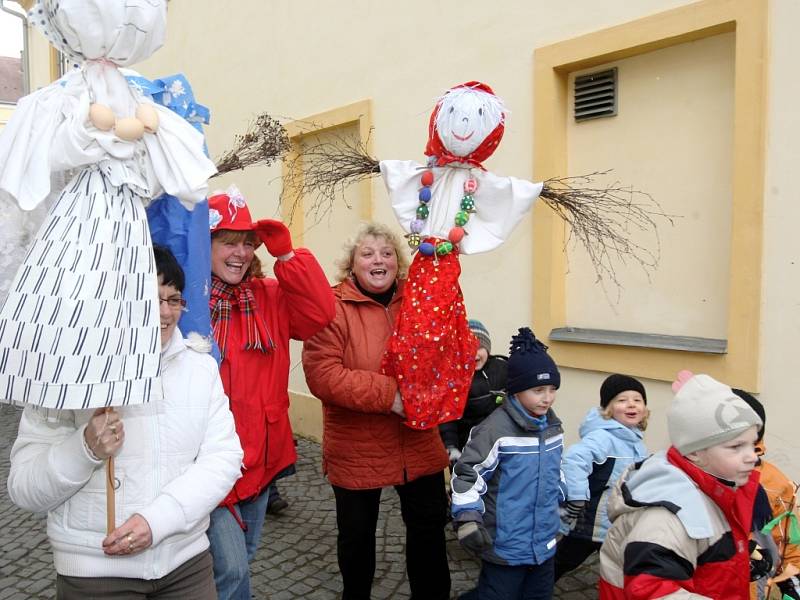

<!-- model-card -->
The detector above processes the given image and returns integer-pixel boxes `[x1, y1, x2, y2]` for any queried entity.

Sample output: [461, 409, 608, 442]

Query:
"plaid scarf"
[210, 276, 274, 359]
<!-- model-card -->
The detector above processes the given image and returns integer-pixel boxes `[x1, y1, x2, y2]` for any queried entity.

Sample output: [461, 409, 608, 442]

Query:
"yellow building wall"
[566, 33, 734, 339]
[0, 105, 12, 131]
[13, 0, 797, 477]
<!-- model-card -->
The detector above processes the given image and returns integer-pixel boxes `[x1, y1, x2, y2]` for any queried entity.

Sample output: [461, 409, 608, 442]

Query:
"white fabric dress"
[379, 160, 543, 255]
[0, 0, 216, 409]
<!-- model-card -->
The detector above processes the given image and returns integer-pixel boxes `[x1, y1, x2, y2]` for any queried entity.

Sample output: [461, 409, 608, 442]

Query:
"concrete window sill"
[548, 327, 727, 354]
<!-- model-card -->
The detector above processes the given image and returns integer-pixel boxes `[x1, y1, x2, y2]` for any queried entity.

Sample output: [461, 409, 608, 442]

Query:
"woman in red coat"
[302, 222, 451, 600]
[205, 186, 335, 600]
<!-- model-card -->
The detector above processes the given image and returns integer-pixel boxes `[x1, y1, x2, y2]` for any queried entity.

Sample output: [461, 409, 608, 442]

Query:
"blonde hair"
[600, 402, 650, 431]
[334, 222, 409, 283]
[211, 229, 264, 279]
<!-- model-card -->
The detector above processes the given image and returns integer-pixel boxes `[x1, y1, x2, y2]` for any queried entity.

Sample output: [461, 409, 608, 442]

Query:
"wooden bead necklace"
[407, 169, 477, 256]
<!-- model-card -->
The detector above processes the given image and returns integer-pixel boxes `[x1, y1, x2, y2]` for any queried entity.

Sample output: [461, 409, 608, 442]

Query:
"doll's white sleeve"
[379, 160, 425, 234]
[463, 171, 543, 255]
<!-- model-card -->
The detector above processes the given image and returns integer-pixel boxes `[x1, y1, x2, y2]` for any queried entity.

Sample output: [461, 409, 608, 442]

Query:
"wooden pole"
[106, 456, 115, 535]
[105, 405, 116, 535]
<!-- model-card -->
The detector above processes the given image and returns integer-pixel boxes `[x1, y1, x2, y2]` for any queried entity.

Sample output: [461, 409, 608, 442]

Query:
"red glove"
[254, 219, 293, 257]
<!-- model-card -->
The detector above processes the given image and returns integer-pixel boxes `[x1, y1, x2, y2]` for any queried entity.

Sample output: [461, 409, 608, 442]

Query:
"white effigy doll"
[0, 0, 216, 409]
[284, 80, 663, 430]
[379, 81, 544, 430]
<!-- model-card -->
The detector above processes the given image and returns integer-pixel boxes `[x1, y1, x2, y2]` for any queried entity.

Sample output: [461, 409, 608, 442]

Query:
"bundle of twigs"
[281, 128, 378, 224]
[281, 131, 671, 291]
[213, 113, 291, 178]
[540, 172, 671, 289]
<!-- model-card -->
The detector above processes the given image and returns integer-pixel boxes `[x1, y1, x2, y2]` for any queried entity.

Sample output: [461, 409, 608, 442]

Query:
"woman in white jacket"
[7, 246, 243, 599]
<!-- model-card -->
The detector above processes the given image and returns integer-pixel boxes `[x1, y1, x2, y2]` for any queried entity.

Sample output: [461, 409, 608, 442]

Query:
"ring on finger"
[110, 424, 117, 434]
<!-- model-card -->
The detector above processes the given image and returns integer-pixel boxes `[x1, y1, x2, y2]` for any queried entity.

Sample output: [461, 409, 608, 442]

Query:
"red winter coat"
[301, 278, 448, 489]
[216, 249, 335, 505]
[599, 447, 759, 600]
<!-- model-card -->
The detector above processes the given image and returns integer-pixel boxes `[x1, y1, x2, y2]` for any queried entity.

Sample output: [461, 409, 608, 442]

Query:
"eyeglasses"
[159, 296, 187, 310]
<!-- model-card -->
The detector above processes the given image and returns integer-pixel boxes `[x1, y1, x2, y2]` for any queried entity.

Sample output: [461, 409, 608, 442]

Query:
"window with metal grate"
[574, 67, 617, 122]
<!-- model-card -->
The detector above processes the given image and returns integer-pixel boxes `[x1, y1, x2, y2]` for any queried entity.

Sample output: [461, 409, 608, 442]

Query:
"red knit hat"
[424, 81, 505, 170]
[208, 184, 255, 233]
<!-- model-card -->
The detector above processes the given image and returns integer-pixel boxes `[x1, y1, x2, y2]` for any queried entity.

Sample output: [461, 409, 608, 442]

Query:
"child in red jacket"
[599, 372, 763, 600]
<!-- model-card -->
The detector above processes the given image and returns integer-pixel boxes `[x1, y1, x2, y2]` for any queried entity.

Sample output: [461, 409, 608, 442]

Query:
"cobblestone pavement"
[0, 405, 598, 599]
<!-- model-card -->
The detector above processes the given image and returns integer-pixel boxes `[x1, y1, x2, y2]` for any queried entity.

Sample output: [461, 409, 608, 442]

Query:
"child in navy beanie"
[506, 327, 560, 394]
[451, 327, 564, 599]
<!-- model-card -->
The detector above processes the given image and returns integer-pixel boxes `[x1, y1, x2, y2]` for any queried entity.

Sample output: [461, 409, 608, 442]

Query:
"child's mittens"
[447, 446, 462, 467]
[749, 540, 773, 581]
[777, 576, 800, 600]
[457, 521, 492, 555]
[559, 500, 587, 530]
[253, 219, 294, 257]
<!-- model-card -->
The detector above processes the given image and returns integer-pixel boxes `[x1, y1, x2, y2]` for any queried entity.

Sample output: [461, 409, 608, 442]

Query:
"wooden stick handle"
[106, 456, 115, 535]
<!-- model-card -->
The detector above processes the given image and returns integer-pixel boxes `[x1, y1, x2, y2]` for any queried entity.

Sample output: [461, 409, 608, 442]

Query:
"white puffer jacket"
[7, 329, 243, 579]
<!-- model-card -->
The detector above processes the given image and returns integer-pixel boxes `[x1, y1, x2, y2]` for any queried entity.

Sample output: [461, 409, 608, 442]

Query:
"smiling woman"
[204, 185, 335, 600]
[302, 221, 451, 600]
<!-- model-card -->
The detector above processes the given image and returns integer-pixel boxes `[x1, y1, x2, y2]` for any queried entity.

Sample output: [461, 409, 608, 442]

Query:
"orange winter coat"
[750, 448, 800, 600]
[302, 278, 448, 489]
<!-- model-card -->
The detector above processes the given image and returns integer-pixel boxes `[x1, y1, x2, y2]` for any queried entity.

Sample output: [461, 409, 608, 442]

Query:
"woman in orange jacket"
[302, 222, 451, 600]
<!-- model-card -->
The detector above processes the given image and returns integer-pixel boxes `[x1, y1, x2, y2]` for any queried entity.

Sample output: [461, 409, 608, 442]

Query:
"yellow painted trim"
[0, 105, 15, 130]
[288, 390, 323, 443]
[281, 99, 374, 246]
[48, 46, 60, 83]
[533, 0, 767, 391]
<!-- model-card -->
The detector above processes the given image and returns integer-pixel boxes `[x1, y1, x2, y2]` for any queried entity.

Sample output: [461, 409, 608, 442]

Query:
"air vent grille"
[574, 68, 617, 122]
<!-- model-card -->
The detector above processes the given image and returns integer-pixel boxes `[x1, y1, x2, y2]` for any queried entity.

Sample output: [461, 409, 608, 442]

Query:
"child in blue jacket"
[451, 328, 564, 600]
[554, 373, 649, 581]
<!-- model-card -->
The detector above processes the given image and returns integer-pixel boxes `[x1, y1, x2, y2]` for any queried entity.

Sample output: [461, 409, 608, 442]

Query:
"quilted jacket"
[302, 278, 448, 489]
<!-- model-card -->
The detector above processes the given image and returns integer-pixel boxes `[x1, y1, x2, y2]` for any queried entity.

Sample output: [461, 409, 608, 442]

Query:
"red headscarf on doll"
[424, 81, 505, 170]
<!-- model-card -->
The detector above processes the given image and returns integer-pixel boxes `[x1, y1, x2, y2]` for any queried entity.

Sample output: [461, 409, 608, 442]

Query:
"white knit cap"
[667, 374, 762, 454]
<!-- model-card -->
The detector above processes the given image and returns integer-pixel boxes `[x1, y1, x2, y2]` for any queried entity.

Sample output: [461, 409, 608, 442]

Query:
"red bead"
[448, 227, 465, 243]
[420, 170, 434, 187]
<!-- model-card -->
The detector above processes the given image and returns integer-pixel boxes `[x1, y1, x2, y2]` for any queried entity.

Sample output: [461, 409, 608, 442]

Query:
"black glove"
[447, 446, 462, 468]
[457, 521, 492, 555]
[749, 539, 773, 581]
[559, 500, 586, 530]
[778, 577, 800, 600]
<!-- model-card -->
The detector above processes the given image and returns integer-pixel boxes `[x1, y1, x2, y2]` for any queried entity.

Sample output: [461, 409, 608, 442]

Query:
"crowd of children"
[446, 322, 799, 600]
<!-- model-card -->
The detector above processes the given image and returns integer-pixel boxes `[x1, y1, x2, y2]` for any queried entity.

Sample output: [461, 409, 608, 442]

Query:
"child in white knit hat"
[598, 371, 763, 600]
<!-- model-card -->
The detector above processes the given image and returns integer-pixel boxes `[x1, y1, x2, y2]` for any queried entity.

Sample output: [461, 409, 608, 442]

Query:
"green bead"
[436, 241, 453, 255]
[454, 210, 470, 226]
[461, 195, 475, 211]
[407, 233, 421, 249]
[416, 204, 429, 219]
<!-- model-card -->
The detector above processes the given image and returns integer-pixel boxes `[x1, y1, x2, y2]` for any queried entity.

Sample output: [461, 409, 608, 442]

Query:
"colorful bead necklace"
[407, 169, 478, 256]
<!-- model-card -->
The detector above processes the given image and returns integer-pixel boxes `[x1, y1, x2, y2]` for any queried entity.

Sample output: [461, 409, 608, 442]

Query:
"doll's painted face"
[435, 88, 504, 157]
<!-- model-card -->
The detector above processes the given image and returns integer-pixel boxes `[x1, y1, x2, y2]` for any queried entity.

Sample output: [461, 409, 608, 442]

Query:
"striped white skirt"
[0, 166, 162, 409]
